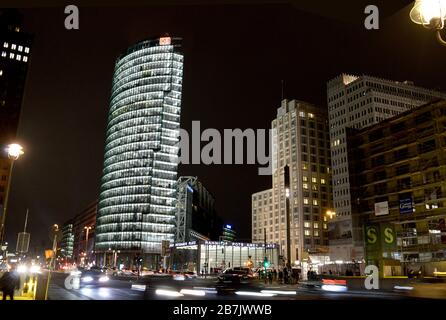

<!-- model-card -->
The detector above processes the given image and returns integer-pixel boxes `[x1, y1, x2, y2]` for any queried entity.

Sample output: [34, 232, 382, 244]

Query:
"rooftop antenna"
[23, 208, 28, 233]
[281, 80, 284, 101]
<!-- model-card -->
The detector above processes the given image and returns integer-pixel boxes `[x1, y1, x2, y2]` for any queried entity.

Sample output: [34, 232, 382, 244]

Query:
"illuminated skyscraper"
[95, 37, 183, 267]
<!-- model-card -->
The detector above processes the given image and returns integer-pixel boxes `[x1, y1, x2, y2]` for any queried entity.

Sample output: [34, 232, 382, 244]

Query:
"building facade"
[348, 99, 446, 276]
[327, 74, 446, 261]
[73, 201, 97, 265]
[176, 176, 219, 242]
[252, 99, 332, 267]
[169, 241, 280, 274]
[95, 36, 184, 268]
[59, 220, 74, 260]
[0, 10, 32, 244]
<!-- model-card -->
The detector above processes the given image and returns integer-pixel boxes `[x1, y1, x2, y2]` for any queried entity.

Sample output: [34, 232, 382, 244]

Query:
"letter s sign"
[367, 226, 378, 244]
[384, 227, 394, 244]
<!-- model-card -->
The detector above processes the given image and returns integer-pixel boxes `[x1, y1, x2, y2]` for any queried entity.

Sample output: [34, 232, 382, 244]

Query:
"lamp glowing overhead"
[410, 0, 446, 46]
[410, 0, 446, 27]
[6, 143, 24, 160]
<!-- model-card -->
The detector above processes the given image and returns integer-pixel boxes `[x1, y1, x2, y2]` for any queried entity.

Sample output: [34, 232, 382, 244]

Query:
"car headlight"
[17, 265, 28, 273]
[30, 265, 41, 273]
[99, 276, 109, 282]
[82, 276, 94, 282]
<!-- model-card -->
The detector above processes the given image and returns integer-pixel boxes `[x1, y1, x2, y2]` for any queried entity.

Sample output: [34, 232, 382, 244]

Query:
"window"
[23, 56, 28, 62]
[11, 44, 16, 50]
[304, 222, 311, 228]
[314, 222, 319, 229]
[1, 52, 5, 57]
[312, 177, 317, 183]
[9, 53, 14, 59]
[304, 198, 309, 205]
[16, 54, 21, 61]
[302, 176, 308, 182]
[321, 178, 326, 184]
[304, 230, 311, 236]
[25, 47, 30, 53]
[313, 199, 318, 206]
[3, 42, 8, 48]
[303, 183, 308, 190]
[18, 45, 23, 52]
[314, 230, 319, 237]
[299, 111, 305, 118]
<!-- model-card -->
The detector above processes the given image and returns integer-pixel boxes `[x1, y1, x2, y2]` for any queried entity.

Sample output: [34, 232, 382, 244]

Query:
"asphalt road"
[47, 272, 411, 300]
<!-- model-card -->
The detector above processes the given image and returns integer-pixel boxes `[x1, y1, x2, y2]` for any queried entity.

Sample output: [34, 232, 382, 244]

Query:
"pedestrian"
[0, 267, 21, 300]
[283, 267, 289, 284]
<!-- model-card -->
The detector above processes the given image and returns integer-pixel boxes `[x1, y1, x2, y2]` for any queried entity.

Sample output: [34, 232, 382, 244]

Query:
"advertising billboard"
[375, 201, 389, 216]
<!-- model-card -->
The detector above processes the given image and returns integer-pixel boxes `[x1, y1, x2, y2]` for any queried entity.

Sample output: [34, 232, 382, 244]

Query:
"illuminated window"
[15, 27, 20, 32]
[299, 111, 306, 118]
[321, 178, 326, 184]
[302, 163, 308, 170]
[304, 222, 311, 228]
[9, 53, 14, 59]
[3, 42, 8, 48]
[304, 230, 311, 236]
[11, 44, 16, 50]
[312, 177, 317, 183]
[308, 113, 314, 118]
[1, 52, 5, 57]
[24, 47, 29, 53]
[313, 199, 318, 206]
[0, 70, 2, 76]
[314, 222, 319, 229]
[314, 230, 319, 237]
[23, 56, 28, 62]
[16, 54, 21, 61]
[323, 223, 327, 229]
[18, 45, 23, 52]
[304, 198, 309, 205]
[303, 176, 308, 182]
[303, 183, 308, 190]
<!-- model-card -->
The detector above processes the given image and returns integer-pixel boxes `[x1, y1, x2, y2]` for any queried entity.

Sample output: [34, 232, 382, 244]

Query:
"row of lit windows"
[3, 42, 29, 52]
[115, 51, 181, 78]
[113, 63, 182, 92]
[111, 83, 172, 107]
[113, 64, 183, 95]
[1, 51, 28, 62]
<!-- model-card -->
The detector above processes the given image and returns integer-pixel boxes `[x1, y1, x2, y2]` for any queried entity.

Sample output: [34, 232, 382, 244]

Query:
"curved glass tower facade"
[95, 37, 183, 259]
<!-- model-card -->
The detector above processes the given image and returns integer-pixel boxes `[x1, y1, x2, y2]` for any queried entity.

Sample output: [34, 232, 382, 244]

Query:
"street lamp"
[0, 143, 24, 249]
[84, 226, 92, 266]
[326, 210, 336, 220]
[410, 0, 446, 46]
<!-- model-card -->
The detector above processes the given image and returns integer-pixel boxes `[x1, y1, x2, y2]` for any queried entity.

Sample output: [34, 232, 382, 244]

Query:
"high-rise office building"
[176, 176, 219, 242]
[0, 10, 32, 239]
[252, 99, 332, 267]
[327, 74, 446, 261]
[347, 99, 446, 275]
[95, 37, 183, 268]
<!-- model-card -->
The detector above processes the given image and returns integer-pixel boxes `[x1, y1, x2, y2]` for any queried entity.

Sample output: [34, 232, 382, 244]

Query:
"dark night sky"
[4, 1, 446, 250]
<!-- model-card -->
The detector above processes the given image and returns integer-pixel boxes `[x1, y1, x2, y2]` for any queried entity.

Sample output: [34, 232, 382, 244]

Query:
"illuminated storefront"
[95, 37, 183, 265]
[169, 241, 280, 273]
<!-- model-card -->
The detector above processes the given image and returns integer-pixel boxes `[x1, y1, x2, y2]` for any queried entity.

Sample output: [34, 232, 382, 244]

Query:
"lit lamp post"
[0, 143, 24, 250]
[410, 0, 446, 46]
[84, 226, 92, 266]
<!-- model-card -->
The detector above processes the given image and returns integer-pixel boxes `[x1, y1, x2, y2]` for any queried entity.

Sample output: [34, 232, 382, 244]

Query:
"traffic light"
[263, 257, 270, 268]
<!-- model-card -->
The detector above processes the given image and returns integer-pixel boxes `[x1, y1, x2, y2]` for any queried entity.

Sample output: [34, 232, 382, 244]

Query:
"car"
[217, 268, 253, 283]
[79, 269, 110, 286]
[405, 278, 446, 299]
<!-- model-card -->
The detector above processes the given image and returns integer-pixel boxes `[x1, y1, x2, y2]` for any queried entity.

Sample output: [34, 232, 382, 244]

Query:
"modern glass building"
[95, 36, 183, 267]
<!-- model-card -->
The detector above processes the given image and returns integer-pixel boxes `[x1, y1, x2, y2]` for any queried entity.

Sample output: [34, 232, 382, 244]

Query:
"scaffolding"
[176, 176, 197, 243]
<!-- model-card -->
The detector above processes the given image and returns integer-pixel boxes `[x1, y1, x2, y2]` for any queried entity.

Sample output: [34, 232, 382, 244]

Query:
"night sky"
[4, 1, 446, 250]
